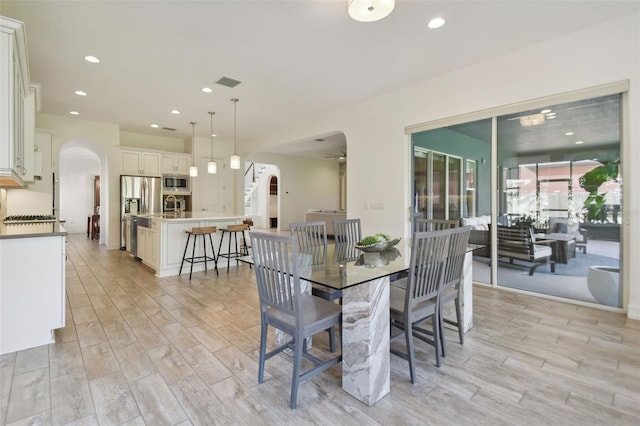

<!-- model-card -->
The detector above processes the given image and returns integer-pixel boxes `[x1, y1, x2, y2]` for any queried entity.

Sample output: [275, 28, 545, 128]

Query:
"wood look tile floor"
[1, 234, 639, 425]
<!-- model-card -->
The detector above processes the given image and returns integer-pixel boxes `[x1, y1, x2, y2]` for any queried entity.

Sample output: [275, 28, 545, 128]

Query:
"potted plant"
[515, 214, 548, 234]
[577, 158, 620, 240]
[515, 214, 536, 228]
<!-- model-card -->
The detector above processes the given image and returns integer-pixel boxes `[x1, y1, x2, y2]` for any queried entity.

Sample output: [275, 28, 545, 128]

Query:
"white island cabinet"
[0, 224, 66, 355]
[143, 212, 245, 277]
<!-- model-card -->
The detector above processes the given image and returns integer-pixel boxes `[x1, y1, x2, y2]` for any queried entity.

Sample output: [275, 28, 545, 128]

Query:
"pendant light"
[230, 98, 240, 170]
[208, 111, 217, 174]
[189, 121, 198, 177]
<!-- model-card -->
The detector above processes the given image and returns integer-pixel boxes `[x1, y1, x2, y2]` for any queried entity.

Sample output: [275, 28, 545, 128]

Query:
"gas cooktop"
[3, 215, 58, 224]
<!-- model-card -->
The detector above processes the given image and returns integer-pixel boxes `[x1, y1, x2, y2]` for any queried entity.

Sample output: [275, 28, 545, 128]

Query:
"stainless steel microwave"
[162, 175, 190, 193]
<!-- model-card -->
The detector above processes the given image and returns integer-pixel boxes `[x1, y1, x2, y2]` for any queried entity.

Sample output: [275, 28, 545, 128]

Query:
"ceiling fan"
[324, 150, 347, 160]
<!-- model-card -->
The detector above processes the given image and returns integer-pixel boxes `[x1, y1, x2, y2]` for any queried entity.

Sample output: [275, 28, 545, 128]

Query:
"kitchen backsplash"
[0, 188, 6, 218]
[6, 188, 53, 216]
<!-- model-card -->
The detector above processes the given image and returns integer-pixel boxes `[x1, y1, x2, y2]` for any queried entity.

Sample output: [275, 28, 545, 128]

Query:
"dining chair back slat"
[290, 221, 328, 267]
[416, 218, 459, 232]
[407, 230, 450, 308]
[439, 226, 471, 353]
[333, 218, 362, 243]
[441, 226, 471, 291]
[252, 233, 297, 315]
[333, 218, 362, 263]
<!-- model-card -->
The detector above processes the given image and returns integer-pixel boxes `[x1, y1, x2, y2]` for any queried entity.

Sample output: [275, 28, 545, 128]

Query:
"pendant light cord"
[209, 112, 215, 159]
[190, 121, 196, 158]
[232, 98, 238, 155]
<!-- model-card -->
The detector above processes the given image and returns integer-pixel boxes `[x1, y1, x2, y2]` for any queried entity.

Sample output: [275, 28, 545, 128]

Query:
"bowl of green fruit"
[355, 233, 401, 253]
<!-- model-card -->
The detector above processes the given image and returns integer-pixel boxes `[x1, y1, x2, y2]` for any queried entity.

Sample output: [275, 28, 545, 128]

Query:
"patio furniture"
[497, 225, 555, 275]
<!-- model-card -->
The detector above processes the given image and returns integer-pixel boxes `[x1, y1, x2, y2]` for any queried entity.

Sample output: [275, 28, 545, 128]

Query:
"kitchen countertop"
[134, 212, 246, 222]
[0, 222, 67, 239]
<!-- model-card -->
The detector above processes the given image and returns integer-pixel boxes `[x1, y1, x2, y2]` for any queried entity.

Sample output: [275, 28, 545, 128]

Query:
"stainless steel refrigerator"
[120, 175, 162, 251]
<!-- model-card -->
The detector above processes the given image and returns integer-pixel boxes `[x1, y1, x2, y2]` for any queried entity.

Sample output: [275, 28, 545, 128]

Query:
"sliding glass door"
[411, 92, 623, 307]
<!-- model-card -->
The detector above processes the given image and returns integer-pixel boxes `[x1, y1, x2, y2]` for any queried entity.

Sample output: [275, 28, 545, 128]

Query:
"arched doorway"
[59, 141, 107, 244]
[243, 162, 280, 230]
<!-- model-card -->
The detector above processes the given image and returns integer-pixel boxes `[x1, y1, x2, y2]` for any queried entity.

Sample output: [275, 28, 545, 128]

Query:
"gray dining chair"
[290, 221, 340, 352]
[250, 231, 342, 409]
[290, 221, 328, 267]
[390, 228, 451, 382]
[438, 226, 471, 356]
[333, 218, 362, 243]
[332, 218, 362, 262]
[416, 218, 459, 232]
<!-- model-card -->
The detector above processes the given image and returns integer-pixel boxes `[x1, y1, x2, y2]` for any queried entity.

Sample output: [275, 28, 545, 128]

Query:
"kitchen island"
[0, 222, 67, 354]
[134, 212, 246, 277]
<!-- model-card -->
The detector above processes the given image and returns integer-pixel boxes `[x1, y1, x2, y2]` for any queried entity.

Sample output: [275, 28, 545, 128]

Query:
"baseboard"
[627, 302, 640, 320]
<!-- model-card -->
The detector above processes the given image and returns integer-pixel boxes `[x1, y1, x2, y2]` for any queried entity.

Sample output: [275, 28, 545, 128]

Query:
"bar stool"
[217, 223, 250, 273]
[179, 226, 218, 279]
[241, 219, 253, 255]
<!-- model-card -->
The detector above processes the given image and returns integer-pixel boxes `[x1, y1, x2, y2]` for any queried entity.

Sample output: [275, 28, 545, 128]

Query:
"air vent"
[216, 76, 242, 88]
[162, 127, 177, 131]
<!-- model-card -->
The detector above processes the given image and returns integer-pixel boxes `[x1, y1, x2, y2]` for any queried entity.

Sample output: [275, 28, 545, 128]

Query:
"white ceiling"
[2, 1, 637, 159]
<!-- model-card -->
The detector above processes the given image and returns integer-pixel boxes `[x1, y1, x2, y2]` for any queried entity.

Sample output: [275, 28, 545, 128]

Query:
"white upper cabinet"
[0, 17, 35, 187]
[122, 150, 161, 176]
[161, 154, 190, 175]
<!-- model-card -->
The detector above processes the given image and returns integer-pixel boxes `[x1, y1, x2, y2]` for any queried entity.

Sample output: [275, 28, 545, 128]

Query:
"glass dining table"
[240, 239, 479, 406]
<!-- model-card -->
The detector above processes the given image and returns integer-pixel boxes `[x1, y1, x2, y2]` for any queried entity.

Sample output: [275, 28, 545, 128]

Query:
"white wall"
[192, 136, 236, 214]
[120, 131, 187, 153]
[244, 153, 341, 230]
[241, 14, 640, 318]
[59, 146, 100, 234]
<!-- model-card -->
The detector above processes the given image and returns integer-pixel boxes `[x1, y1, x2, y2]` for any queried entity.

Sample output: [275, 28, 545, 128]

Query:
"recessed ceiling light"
[74, 90, 87, 96]
[565, 131, 574, 136]
[150, 124, 159, 128]
[547, 115, 556, 119]
[84, 55, 100, 63]
[428, 17, 446, 29]
[540, 109, 552, 114]
[201, 87, 213, 93]
[519, 113, 545, 127]
[69, 111, 79, 115]
[575, 140, 584, 144]
[171, 110, 180, 115]
[211, 133, 217, 137]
